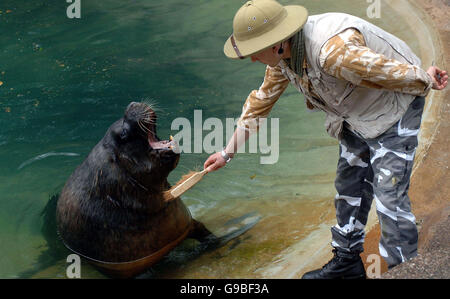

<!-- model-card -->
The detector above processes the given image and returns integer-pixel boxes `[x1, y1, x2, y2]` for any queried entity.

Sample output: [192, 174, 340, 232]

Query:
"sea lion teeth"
[149, 139, 174, 150]
[169, 139, 180, 154]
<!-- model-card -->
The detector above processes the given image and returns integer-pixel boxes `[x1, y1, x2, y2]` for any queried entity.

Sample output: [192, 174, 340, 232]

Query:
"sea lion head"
[107, 101, 179, 188]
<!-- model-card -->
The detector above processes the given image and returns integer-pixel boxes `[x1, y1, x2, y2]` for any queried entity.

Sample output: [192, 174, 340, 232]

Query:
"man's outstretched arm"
[204, 65, 289, 172]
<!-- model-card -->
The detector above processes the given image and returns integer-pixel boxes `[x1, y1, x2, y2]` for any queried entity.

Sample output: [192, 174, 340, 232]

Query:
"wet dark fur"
[56, 102, 211, 263]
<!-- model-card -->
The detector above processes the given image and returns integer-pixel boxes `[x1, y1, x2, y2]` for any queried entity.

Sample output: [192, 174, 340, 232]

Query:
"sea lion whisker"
[141, 123, 154, 134]
[138, 112, 156, 123]
[139, 106, 153, 117]
[140, 99, 164, 113]
[139, 111, 151, 117]
[138, 119, 151, 131]
[139, 109, 150, 116]
[137, 120, 146, 131]
[138, 122, 152, 135]
[140, 119, 155, 125]
[138, 113, 149, 120]
[140, 111, 156, 121]
[138, 120, 155, 136]
[139, 114, 152, 121]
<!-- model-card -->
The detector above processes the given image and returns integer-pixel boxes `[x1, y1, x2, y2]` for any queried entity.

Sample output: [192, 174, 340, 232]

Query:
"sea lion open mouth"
[147, 133, 177, 152]
[127, 101, 178, 153]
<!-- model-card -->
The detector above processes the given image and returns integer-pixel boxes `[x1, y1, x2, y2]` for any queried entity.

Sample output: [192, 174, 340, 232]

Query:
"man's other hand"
[427, 66, 448, 90]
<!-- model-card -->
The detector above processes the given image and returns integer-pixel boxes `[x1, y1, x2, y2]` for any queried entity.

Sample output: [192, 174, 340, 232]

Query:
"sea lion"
[56, 102, 255, 278]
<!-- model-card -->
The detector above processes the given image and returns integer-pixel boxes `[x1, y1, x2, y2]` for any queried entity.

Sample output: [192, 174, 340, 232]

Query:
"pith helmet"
[224, 0, 308, 59]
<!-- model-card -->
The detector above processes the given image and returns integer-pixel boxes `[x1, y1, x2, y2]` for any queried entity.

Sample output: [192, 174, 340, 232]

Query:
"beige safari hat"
[224, 0, 308, 59]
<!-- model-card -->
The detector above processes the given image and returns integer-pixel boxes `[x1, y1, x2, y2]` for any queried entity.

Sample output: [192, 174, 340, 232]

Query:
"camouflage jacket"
[237, 14, 432, 139]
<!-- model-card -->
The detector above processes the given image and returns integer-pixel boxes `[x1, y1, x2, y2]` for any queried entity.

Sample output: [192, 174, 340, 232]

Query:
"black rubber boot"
[301, 249, 366, 279]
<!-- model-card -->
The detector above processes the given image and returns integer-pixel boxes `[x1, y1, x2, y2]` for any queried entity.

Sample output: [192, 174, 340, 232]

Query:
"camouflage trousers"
[331, 96, 425, 267]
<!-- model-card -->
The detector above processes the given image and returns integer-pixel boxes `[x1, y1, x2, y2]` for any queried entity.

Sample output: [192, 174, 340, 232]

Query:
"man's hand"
[427, 66, 448, 90]
[203, 152, 227, 172]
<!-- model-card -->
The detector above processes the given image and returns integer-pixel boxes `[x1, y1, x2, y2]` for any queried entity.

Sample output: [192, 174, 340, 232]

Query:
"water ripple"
[18, 152, 80, 170]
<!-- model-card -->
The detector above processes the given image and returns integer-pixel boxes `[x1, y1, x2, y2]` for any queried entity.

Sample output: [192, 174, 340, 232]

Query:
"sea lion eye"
[120, 122, 131, 140]
[120, 128, 129, 140]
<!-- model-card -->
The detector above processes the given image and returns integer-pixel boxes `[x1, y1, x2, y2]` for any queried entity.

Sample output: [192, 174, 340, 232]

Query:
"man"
[203, 0, 448, 279]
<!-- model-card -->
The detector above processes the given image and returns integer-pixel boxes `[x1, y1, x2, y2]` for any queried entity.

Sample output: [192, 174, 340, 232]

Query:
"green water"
[0, 0, 423, 278]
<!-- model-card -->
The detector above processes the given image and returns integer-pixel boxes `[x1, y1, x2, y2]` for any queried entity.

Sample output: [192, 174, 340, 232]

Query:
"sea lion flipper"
[214, 215, 260, 247]
[189, 219, 216, 242]
[191, 214, 261, 252]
